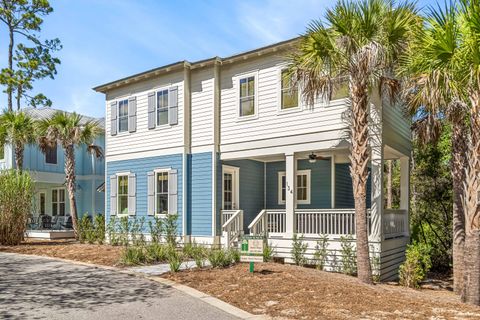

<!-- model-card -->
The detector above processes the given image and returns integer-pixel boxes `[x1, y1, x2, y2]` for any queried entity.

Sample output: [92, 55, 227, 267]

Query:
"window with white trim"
[278, 170, 311, 205]
[156, 171, 169, 215]
[52, 188, 66, 216]
[239, 75, 256, 117]
[118, 99, 129, 133]
[280, 69, 298, 109]
[157, 89, 169, 126]
[117, 174, 129, 215]
[45, 145, 57, 164]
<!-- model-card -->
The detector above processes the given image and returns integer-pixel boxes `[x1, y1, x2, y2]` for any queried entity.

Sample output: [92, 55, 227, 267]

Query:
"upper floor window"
[239, 75, 256, 117]
[280, 69, 298, 109]
[278, 170, 311, 205]
[45, 145, 57, 164]
[157, 89, 169, 126]
[118, 99, 129, 133]
[155, 170, 169, 215]
[117, 174, 129, 215]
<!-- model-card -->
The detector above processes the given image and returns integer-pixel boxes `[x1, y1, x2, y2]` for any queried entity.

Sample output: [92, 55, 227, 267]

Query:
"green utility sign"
[240, 235, 265, 272]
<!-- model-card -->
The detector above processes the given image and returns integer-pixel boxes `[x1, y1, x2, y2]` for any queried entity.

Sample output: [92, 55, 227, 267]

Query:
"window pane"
[157, 194, 168, 214]
[45, 145, 57, 164]
[240, 98, 255, 116]
[240, 78, 247, 97]
[157, 109, 168, 126]
[282, 90, 298, 109]
[59, 203, 65, 216]
[248, 77, 255, 95]
[52, 203, 58, 216]
[332, 82, 349, 100]
[52, 190, 58, 202]
[40, 194, 46, 215]
[59, 190, 65, 202]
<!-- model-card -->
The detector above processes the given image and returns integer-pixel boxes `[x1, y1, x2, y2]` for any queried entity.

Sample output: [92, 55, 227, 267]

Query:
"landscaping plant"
[145, 243, 168, 263]
[164, 214, 178, 247]
[0, 170, 33, 245]
[118, 216, 130, 247]
[291, 233, 308, 266]
[106, 216, 119, 246]
[120, 246, 145, 266]
[148, 216, 162, 243]
[313, 234, 329, 270]
[263, 243, 275, 262]
[166, 245, 183, 272]
[399, 242, 432, 288]
[340, 236, 357, 275]
[131, 217, 146, 247]
[94, 214, 105, 245]
[208, 248, 232, 268]
[191, 245, 208, 268]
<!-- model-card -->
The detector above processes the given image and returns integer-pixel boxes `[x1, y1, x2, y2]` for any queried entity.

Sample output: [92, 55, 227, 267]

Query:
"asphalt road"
[0, 252, 239, 320]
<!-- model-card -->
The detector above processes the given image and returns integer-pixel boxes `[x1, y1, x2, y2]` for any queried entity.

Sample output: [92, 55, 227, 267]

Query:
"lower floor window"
[278, 170, 311, 205]
[52, 189, 66, 216]
[118, 175, 129, 215]
[156, 171, 169, 214]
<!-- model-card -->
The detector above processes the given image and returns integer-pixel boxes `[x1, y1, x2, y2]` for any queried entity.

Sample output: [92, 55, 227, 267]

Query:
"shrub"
[339, 235, 356, 275]
[208, 248, 232, 268]
[182, 241, 196, 259]
[191, 245, 208, 268]
[313, 234, 329, 270]
[291, 234, 308, 266]
[370, 245, 381, 282]
[263, 243, 275, 262]
[227, 248, 240, 263]
[145, 243, 168, 263]
[94, 214, 105, 244]
[106, 216, 119, 246]
[164, 214, 178, 247]
[166, 246, 183, 272]
[0, 170, 34, 245]
[120, 246, 145, 266]
[131, 217, 146, 247]
[118, 216, 130, 247]
[148, 216, 162, 243]
[399, 242, 432, 288]
[78, 215, 92, 244]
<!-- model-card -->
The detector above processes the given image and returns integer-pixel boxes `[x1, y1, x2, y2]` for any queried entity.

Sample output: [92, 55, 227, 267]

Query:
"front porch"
[219, 146, 410, 280]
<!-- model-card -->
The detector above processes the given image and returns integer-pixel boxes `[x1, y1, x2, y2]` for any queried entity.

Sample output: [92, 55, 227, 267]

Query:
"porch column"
[400, 156, 410, 236]
[285, 152, 296, 236]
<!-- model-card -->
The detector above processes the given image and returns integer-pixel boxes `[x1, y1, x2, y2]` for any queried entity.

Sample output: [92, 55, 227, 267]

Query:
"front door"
[223, 166, 239, 210]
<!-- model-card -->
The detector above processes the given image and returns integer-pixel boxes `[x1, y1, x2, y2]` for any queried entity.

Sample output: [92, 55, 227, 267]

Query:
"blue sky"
[0, 0, 438, 118]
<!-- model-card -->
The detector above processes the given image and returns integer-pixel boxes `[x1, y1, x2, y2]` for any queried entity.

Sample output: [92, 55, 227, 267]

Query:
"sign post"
[240, 235, 265, 273]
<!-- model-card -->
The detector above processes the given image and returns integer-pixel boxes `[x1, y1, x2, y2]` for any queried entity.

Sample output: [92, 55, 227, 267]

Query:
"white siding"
[383, 100, 411, 156]
[219, 54, 350, 151]
[105, 71, 185, 158]
[191, 67, 215, 148]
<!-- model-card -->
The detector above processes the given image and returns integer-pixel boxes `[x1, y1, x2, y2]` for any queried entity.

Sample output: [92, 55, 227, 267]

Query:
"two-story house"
[94, 38, 411, 280]
[0, 107, 105, 237]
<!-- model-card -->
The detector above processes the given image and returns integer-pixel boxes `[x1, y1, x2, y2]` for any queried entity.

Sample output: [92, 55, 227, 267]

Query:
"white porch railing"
[222, 210, 244, 247]
[383, 209, 407, 239]
[248, 209, 286, 235]
[221, 210, 238, 226]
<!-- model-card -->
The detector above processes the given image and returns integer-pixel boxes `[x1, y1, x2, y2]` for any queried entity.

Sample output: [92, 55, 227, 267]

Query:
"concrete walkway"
[0, 252, 239, 320]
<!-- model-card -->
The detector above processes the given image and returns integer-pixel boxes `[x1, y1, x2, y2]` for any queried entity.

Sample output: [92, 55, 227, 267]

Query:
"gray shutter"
[110, 175, 117, 216]
[168, 86, 178, 125]
[128, 173, 136, 216]
[148, 92, 156, 129]
[147, 171, 155, 216]
[110, 102, 118, 136]
[168, 169, 178, 214]
[128, 97, 137, 133]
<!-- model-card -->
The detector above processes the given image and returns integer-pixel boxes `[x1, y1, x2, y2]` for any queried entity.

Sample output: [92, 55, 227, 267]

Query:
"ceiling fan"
[308, 152, 330, 163]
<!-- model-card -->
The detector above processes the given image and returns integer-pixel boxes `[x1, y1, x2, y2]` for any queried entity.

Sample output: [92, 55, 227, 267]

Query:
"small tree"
[36, 111, 102, 237]
[0, 170, 34, 245]
[0, 110, 36, 170]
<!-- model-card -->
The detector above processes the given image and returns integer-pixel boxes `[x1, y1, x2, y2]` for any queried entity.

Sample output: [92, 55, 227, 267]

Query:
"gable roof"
[23, 107, 105, 130]
[93, 37, 300, 93]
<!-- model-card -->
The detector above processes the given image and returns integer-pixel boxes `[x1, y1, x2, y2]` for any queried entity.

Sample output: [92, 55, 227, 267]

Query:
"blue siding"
[77, 178, 105, 216]
[216, 153, 223, 236]
[335, 163, 372, 208]
[266, 159, 331, 209]
[106, 153, 183, 233]
[189, 152, 213, 236]
[223, 159, 264, 231]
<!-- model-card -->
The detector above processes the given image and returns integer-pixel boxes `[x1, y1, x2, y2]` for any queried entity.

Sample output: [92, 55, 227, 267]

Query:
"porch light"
[309, 153, 317, 163]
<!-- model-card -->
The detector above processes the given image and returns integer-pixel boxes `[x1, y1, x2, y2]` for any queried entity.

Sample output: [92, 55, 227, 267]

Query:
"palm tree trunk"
[350, 77, 373, 285]
[14, 144, 24, 171]
[387, 160, 393, 209]
[451, 118, 468, 294]
[462, 92, 480, 305]
[64, 144, 79, 237]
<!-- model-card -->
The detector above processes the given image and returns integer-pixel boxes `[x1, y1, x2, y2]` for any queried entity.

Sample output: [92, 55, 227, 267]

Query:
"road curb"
[0, 251, 268, 319]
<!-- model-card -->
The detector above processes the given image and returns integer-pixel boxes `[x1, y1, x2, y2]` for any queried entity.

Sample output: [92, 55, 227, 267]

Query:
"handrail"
[248, 209, 266, 230]
[222, 210, 243, 248]
[222, 210, 242, 229]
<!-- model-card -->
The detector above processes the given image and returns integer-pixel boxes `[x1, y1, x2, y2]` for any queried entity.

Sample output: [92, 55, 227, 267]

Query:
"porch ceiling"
[247, 149, 350, 163]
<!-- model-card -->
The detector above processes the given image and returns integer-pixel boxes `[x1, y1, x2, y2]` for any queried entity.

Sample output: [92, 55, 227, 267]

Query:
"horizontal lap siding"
[106, 154, 183, 233]
[383, 102, 411, 155]
[220, 54, 349, 146]
[190, 152, 213, 236]
[105, 72, 185, 157]
[191, 69, 214, 147]
[335, 163, 371, 208]
[265, 159, 331, 209]
[223, 160, 264, 230]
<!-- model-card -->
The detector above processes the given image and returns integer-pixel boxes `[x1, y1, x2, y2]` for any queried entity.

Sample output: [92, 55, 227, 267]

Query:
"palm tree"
[457, 0, 480, 305]
[36, 111, 103, 236]
[399, 3, 469, 295]
[289, 0, 417, 284]
[0, 110, 36, 171]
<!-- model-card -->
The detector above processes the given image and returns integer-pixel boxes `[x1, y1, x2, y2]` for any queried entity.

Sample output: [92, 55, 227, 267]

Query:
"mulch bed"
[0, 239, 122, 266]
[163, 262, 480, 320]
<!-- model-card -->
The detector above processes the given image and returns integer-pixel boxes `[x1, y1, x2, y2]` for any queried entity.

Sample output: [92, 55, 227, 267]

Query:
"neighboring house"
[94, 38, 411, 281]
[0, 107, 105, 224]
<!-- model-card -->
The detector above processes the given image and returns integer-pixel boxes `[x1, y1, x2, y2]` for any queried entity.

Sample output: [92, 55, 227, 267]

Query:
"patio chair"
[51, 216, 60, 230]
[41, 215, 53, 229]
[26, 214, 39, 230]
[61, 216, 73, 229]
